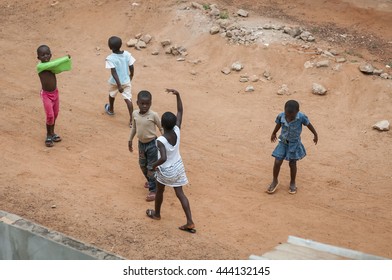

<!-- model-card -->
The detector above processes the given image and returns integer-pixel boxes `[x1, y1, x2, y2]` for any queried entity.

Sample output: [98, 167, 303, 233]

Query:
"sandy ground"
[0, 0, 392, 259]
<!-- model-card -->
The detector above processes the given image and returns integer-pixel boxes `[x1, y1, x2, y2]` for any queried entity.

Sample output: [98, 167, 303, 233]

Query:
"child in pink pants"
[37, 45, 71, 147]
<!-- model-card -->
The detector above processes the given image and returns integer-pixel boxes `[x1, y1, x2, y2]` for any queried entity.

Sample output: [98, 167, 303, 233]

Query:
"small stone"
[263, 24, 273, 30]
[95, 46, 101, 51]
[330, 49, 339, 55]
[210, 7, 220, 16]
[237, 9, 249, 17]
[164, 46, 172, 54]
[312, 83, 327, 95]
[161, 39, 171, 47]
[140, 34, 152, 44]
[177, 57, 185, 61]
[135, 40, 146, 49]
[135, 33, 142, 39]
[126, 39, 138, 47]
[210, 26, 220, 35]
[151, 50, 159, 55]
[245, 85, 254, 92]
[359, 63, 374, 74]
[300, 31, 311, 41]
[250, 75, 259, 82]
[277, 84, 289, 95]
[372, 120, 390, 131]
[304, 61, 314, 69]
[51, 205, 57, 209]
[221, 67, 231, 75]
[323, 50, 335, 57]
[231, 62, 243, 71]
[284, 26, 301, 38]
[191, 2, 203, 10]
[307, 35, 315, 42]
[333, 64, 342, 71]
[190, 70, 197, 75]
[316, 60, 330, 68]
[380, 73, 389, 79]
[263, 70, 271, 79]
[373, 69, 383, 75]
[240, 77, 249, 83]
[336, 57, 346, 63]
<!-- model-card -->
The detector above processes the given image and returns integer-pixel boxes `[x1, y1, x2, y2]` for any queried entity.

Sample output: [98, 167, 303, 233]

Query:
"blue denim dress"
[272, 112, 310, 161]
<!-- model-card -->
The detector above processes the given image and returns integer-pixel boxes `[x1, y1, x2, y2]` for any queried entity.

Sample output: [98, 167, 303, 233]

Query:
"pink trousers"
[41, 88, 59, 125]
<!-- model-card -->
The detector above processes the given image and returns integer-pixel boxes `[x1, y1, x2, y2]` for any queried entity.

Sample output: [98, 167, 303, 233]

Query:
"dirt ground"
[1, 0, 391, 259]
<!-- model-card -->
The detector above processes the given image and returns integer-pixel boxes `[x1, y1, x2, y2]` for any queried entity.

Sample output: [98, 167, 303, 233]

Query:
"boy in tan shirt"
[129, 90, 163, 201]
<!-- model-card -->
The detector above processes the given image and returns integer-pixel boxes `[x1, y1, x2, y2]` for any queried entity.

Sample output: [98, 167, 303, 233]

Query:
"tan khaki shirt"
[129, 110, 163, 143]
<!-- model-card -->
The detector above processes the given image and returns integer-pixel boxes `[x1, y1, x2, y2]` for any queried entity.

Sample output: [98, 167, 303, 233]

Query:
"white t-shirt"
[105, 51, 135, 85]
[157, 126, 182, 169]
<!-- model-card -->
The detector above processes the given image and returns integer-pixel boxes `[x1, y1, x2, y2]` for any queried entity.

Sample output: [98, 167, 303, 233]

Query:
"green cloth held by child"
[37, 56, 72, 74]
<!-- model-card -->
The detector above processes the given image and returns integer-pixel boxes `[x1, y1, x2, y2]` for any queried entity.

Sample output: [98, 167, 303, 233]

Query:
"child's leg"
[154, 182, 165, 218]
[138, 142, 148, 179]
[52, 91, 60, 136]
[289, 160, 297, 192]
[145, 141, 158, 193]
[124, 99, 133, 125]
[122, 84, 133, 126]
[267, 158, 283, 192]
[174, 186, 194, 227]
[108, 95, 115, 113]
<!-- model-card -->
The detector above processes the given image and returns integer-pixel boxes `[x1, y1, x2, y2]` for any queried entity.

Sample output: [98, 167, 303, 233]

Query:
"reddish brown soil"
[0, 0, 391, 259]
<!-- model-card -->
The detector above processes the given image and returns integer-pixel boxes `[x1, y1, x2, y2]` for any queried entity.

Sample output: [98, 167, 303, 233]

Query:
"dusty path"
[0, 0, 391, 259]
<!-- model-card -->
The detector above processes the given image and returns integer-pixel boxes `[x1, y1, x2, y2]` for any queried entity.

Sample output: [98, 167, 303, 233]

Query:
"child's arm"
[306, 122, 318, 144]
[271, 123, 281, 142]
[128, 118, 137, 152]
[152, 140, 166, 170]
[129, 65, 134, 81]
[166, 89, 183, 128]
[111, 68, 124, 93]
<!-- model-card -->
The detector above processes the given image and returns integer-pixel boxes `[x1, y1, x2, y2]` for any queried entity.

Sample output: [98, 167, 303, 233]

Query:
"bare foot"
[266, 181, 279, 194]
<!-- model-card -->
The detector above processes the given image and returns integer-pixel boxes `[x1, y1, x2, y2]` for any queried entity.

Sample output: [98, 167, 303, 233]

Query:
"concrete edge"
[0, 210, 125, 260]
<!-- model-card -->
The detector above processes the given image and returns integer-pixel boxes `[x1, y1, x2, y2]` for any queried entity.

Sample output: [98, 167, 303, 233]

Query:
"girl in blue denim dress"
[267, 100, 318, 194]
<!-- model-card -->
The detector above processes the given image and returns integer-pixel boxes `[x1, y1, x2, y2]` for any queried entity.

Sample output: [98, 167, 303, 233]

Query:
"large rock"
[135, 40, 146, 49]
[126, 39, 138, 47]
[380, 73, 389, 79]
[210, 7, 220, 16]
[210, 26, 220, 35]
[312, 83, 327, 95]
[160, 39, 171, 47]
[373, 120, 390, 131]
[336, 57, 346, 63]
[359, 63, 374, 74]
[373, 69, 383, 75]
[231, 62, 243, 71]
[237, 9, 249, 17]
[284, 26, 301, 38]
[316, 60, 330, 68]
[140, 34, 152, 44]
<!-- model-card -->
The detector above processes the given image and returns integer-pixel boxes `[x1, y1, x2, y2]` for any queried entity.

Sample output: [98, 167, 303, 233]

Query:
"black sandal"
[45, 136, 54, 147]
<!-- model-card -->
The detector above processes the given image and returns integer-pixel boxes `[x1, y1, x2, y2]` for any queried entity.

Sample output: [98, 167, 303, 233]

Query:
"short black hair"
[37, 45, 50, 54]
[137, 90, 152, 100]
[161, 112, 177, 130]
[285, 100, 300, 113]
[108, 36, 122, 51]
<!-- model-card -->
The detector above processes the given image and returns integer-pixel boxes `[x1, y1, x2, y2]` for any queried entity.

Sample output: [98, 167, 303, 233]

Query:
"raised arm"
[166, 89, 183, 128]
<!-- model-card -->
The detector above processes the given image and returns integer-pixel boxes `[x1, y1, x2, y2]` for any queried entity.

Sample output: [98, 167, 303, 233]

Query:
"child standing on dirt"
[36, 45, 71, 147]
[129, 91, 163, 201]
[104, 36, 135, 127]
[146, 89, 195, 234]
[267, 100, 318, 195]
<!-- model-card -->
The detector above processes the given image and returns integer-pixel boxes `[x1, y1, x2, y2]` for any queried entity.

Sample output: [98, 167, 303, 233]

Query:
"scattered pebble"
[312, 83, 327, 95]
[373, 120, 390, 131]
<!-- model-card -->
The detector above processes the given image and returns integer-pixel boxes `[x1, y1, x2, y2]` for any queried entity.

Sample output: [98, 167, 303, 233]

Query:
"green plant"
[219, 11, 229, 19]
[203, 4, 210, 10]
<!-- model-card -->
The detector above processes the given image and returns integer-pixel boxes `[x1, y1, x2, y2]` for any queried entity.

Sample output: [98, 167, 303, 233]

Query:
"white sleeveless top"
[156, 126, 188, 187]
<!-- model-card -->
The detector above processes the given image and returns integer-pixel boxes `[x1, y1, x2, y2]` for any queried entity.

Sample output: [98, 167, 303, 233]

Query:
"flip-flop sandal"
[179, 225, 196, 234]
[266, 183, 279, 194]
[288, 186, 297, 194]
[45, 136, 54, 147]
[51, 134, 62, 142]
[104, 103, 114, 115]
[146, 192, 156, 202]
[146, 209, 161, 220]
